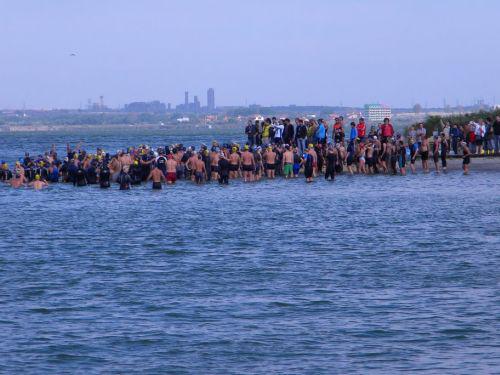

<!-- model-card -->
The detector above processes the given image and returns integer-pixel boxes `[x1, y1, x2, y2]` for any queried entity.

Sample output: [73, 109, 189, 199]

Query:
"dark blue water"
[1, 129, 499, 373]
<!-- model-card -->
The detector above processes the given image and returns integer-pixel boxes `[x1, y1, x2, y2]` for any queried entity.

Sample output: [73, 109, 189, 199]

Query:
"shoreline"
[407, 157, 499, 172]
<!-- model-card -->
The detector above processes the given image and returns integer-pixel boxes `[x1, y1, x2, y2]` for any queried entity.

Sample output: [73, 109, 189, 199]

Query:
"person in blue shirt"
[349, 122, 358, 142]
[315, 120, 326, 145]
[450, 124, 460, 155]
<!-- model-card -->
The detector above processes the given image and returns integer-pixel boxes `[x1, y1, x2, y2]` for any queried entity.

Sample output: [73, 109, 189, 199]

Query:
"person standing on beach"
[416, 123, 426, 149]
[245, 120, 255, 147]
[493, 115, 500, 154]
[261, 119, 271, 146]
[357, 117, 367, 141]
[295, 118, 307, 155]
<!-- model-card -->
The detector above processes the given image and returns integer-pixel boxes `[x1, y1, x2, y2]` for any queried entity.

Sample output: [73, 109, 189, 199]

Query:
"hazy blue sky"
[1, 0, 499, 109]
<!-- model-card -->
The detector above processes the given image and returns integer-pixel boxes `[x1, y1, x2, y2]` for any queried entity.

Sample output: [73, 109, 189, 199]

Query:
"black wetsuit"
[117, 172, 132, 190]
[218, 158, 230, 184]
[130, 165, 142, 185]
[325, 152, 336, 180]
[99, 167, 111, 188]
[74, 167, 87, 186]
[0, 169, 12, 181]
[304, 154, 313, 179]
[140, 155, 151, 181]
[86, 166, 97, 184]
[67, 164, 77, 184]
[202, 152, 211, 181]
[315, 147, 324, 174]
[156, 156, 167, 176]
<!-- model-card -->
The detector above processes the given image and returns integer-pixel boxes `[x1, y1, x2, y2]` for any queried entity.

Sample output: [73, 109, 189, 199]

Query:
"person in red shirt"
[381, 118, 394, 142]
[356, 117, 367, 140]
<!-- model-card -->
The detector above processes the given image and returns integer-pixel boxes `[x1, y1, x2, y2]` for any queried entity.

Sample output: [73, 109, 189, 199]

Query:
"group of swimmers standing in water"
[0, 116, 475, 190]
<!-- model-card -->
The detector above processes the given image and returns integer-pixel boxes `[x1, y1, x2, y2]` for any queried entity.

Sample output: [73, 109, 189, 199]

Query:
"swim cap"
[308, 144, 314, 148]
[232, 147, 237, 152]
[35, 174, 40, 180]
[244, 145, 249, 150]
[133, 160, 139, 166]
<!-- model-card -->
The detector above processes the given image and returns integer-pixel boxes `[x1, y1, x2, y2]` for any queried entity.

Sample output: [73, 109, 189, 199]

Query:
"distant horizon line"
[1, 102, 496, 112]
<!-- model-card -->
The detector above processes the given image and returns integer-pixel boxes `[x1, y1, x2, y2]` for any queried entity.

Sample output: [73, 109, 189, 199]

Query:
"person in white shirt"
[474, 119, 486, 155]
[273, 120, 285, 145]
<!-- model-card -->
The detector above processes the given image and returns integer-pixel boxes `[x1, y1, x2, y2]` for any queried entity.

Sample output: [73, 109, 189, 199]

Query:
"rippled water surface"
[1, 129, 499, 373]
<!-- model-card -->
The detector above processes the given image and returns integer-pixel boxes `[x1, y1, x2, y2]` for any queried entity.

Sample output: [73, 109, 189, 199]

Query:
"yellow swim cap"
[232, 147, 237, 152]
[244, 145, 249, 150]
[133, 160, 139, 166]
[35, 174, 40, 180]
[308, 144, 314, 148]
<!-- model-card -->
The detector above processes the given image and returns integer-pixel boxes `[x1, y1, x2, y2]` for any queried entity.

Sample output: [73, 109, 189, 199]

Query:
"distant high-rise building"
[207, 88, 215, 111]
[167, 103, 171, 111]
[99, 95, 104, 109]
[194, 95, 200, 112]
[184, 91, 189, 106]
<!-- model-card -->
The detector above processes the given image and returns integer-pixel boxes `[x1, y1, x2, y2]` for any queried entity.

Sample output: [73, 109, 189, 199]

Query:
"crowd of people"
[1, 115, 490, 190]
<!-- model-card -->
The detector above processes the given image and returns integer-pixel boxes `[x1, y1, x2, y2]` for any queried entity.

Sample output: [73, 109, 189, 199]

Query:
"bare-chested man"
[366, 141, 374, 174]
[119, 151, 132, 168]
[29, 175, 48, 190]
[194, 154, 207, 184]
[147, 165, 166, 189]
[229, 147, 240, 179]
[210, 147, 220, 181]
[264, 146, 277, 179]
[166, 155, 177, 184]
[240, 145, 255, 182]
[282, 145, 294, 179]
[109, 155, 122, 182]
[174, 147, 185, 179]
[10, 173, 26, 188]
[187, 152, 199, 182]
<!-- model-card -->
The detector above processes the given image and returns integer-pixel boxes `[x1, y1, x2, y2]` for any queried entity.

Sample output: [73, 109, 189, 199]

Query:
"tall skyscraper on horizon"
[184, 91, 189, 106]
[207, 88, 215, 111]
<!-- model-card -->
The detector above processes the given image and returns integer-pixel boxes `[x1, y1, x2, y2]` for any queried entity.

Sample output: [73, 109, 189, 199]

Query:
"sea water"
[0, 128, 499, 373]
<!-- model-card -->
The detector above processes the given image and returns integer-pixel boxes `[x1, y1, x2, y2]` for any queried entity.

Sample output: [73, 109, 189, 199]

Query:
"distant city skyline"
[1, 0, 499, 109]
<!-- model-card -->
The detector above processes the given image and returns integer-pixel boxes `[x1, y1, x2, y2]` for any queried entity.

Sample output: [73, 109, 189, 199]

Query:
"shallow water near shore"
[1, 129, 499, 373]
